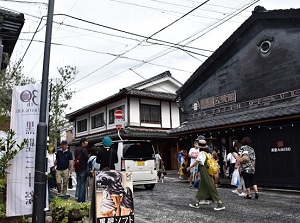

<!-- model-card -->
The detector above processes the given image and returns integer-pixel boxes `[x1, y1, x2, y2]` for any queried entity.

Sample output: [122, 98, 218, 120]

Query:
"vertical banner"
[95, 171, 134, 223]
[6, 84, 41, 216]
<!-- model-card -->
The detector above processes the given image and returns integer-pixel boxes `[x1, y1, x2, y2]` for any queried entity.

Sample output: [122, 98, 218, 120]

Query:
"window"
[122, 141, 155, 159]
[77, 119, 87, 132]
[108, 105, 125, 124]
[91, 113, 104, 129]
[140, 104, 161, 124]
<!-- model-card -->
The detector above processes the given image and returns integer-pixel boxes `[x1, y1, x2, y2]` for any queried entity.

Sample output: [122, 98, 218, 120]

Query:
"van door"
[120, 141, 157, 186]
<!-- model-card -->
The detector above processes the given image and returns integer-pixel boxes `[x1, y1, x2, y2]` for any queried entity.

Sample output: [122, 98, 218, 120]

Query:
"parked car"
[95, 140, 157, 190]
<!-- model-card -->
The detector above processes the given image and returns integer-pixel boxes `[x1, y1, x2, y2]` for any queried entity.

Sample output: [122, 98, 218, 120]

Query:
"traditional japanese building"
[171, 7, 300, 189]
[67, 71, 182, 169]
[0, 8, 24, 69]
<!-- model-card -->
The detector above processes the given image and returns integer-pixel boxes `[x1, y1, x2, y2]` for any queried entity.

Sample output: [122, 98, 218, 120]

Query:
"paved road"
[132, 171, 300, 223]
[35, 171, 300, 223]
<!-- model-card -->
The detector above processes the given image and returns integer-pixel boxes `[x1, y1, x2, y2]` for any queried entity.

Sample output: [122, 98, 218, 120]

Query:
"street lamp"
[32, 0, 55, 222]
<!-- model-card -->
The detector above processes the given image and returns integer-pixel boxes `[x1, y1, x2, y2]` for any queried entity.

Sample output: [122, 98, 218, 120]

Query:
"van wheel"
[144, 184, 155, 190]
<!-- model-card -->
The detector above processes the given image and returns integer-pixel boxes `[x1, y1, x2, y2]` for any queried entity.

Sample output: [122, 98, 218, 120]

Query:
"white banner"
[6, 84, 41, 216]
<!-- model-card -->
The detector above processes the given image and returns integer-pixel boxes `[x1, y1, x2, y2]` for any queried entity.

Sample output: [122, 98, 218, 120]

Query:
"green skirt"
[195, 164, 220, 202]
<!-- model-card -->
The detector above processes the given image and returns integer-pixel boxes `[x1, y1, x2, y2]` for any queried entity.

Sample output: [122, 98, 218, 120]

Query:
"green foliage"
[50, 197, 90, 223]
[49, 65, 77, 148]
[0, 203, 5, 218]
[0, 130, 27, 179]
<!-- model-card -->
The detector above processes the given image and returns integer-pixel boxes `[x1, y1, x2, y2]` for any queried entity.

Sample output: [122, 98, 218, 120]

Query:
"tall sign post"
[114, 110, 124, 140]
[32, 0, 55, 222]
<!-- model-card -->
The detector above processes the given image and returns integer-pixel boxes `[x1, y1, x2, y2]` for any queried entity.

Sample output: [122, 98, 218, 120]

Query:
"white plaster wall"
[129, 98, 140, 126]
[161, 101, 171, 128]
[145, 82, 178, 93]
[140, 98, 160, 105]
[170, 103, 180, 128]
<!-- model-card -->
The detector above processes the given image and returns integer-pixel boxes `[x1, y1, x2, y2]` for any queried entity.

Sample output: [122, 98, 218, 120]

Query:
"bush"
[50, 197, 90, 223]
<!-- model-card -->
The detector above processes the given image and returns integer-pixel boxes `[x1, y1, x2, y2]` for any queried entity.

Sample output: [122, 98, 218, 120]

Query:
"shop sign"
[271, 140, 292, 153]
[189, 89, 299, 119]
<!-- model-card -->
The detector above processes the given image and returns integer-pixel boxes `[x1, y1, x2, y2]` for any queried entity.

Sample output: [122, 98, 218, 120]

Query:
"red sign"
[114, 110, 123, 119]
[116, 124, 122, 131]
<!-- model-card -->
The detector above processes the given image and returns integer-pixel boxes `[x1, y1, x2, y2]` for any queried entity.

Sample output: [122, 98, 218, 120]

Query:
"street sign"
[114, 110, 124, 131]
[114, 110, 123, 119]
[116, 124, 122, 131]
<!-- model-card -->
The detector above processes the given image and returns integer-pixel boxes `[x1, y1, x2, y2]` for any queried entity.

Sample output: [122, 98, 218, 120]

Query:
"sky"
[1, 0, 300, 113]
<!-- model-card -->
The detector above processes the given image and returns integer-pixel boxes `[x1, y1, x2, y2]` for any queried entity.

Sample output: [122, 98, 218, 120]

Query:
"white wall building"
[66, 71, 182, 169]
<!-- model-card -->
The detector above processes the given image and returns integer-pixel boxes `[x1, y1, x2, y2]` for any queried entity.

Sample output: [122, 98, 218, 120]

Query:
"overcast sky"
[1, 0, 300, 113]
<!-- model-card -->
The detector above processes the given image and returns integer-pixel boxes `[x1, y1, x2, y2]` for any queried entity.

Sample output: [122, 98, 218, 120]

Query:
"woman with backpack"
[187, 139, 225, 211]
[87, 147, 100, 198]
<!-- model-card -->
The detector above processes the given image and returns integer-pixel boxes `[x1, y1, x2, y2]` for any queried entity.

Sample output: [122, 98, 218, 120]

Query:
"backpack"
[87, 157, 96, 177]
[204, 152, 219, 176]
[74, 153, 81, 172]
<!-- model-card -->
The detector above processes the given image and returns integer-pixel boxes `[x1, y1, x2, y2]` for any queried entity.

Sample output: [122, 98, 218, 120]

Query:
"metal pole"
[32, 0, 55, 222]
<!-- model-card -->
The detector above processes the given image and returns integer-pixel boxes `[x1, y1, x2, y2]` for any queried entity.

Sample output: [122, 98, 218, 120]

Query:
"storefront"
[171, 7, 300, 189]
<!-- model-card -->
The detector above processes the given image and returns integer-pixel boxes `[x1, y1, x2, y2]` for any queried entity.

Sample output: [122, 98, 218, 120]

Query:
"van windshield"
[122, 142, 154, 159]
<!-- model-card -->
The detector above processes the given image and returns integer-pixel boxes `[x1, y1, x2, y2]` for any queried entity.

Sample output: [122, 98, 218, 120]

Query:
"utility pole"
[32, 0, 55, 222]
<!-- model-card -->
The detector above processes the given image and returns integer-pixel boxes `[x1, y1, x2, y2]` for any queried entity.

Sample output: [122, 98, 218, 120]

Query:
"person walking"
[47, 146, 56, 189]
[187, 139, 225, 211]
[96, 136, 118, 170]
[54, 140, 73, 195]
[177, 150, 184, 179]
[155, 151, 163, 171]
[188, 141, 200, 189]
[74, 137, 89, 202]
[237, 137, 259, 199]
[212, 148, 220, 187]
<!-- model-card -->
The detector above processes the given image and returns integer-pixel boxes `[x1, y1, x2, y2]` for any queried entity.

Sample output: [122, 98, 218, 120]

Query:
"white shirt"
[189, 147, 200, 166]
[47, 152, 56, 172]
[227, 152, 238, 164]
[196, 151, 206, 165]
[155, 154, 161, 162]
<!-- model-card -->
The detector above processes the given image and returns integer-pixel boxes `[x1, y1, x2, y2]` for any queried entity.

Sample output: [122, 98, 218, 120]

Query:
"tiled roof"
[66, 71, 177, 119]
[171, 100, 300, 134]
[67, 88, 176, 119]
[127, 71, 172, 89]
[123, 88, 176, 100]
[68, 127, 174, 146]
[0, 7, 24, 69]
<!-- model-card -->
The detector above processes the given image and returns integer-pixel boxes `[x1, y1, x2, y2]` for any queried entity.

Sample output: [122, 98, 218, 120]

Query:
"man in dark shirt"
[54, 140, 73, 194]
[74, 137, 89, 202]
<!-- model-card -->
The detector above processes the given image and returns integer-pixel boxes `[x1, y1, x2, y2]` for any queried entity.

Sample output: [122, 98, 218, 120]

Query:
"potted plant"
[50, 197, 90, 223]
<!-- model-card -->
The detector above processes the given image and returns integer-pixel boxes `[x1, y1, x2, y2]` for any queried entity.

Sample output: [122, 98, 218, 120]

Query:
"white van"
[95, 140, 157, 190]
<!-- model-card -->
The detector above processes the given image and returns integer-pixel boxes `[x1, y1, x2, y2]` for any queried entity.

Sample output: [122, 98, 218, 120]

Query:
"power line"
[146, 0, 210, 40]
[52, 1, 211, 90]
[0, 0, 47, 6]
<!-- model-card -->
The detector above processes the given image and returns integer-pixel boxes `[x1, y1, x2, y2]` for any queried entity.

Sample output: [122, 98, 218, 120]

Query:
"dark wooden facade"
[171, 7, 300, 189]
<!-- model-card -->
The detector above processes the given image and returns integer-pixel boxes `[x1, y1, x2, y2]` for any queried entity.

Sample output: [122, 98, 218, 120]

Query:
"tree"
[0, 130, 28, 179]
[49, 65, 77, 149]
[0, 59, 35, 131]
